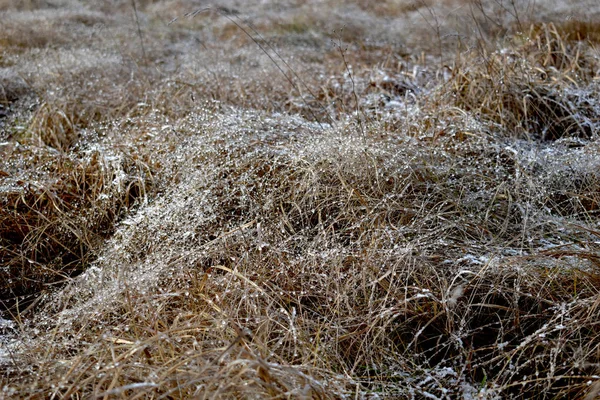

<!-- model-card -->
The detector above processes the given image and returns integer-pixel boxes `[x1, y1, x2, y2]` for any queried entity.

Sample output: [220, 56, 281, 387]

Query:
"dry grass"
[444, 22, 599, 142]
[2, 0, 600, 399]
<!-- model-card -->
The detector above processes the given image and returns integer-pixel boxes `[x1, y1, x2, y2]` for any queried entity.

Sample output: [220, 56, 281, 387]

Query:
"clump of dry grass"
[443, 22, 600, 141]
[0, 136, 158, 321]
[4, 106, 600, 398]
[2, 1, 600, 399]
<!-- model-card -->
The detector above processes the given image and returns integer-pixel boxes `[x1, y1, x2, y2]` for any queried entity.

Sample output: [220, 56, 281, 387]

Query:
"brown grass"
[444, 22, 599, 141]
[2, 0, 600, 398]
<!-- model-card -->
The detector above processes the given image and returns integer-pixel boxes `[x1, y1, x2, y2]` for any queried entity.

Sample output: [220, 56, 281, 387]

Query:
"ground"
[2, 0, 600, 398]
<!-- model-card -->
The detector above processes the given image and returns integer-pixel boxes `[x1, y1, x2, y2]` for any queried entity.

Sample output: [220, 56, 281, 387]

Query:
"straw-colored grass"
[2, 1, 600, 398]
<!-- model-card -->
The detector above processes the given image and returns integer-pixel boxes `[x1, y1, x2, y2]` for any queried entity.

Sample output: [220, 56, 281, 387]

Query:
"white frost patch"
[0, 318, 14, 331]
[457, 254, 489, 265]
[0, 319, 18, 365]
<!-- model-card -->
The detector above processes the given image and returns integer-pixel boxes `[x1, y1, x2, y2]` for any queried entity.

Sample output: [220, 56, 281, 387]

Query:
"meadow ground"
[2, 0, 600, 398]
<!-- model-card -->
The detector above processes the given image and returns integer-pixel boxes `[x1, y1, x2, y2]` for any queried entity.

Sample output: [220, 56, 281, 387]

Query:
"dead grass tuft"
[0, 139, 158, 321]
[444, 22, 600, 141]
[534, 19, 600, 44]
[2, 1, 600, 399]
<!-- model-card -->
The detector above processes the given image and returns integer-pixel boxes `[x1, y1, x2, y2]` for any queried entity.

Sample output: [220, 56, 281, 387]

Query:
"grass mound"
[2, 1, 600, 398]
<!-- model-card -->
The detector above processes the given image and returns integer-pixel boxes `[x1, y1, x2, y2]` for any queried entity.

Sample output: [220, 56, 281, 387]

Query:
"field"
[2, 0, 600, 398]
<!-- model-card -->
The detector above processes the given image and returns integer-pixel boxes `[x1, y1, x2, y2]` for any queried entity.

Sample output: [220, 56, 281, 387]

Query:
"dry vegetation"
[2, 0, 600, 398]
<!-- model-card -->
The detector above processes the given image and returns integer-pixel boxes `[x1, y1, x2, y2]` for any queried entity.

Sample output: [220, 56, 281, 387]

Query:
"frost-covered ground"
[2, 0, 600, 398]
